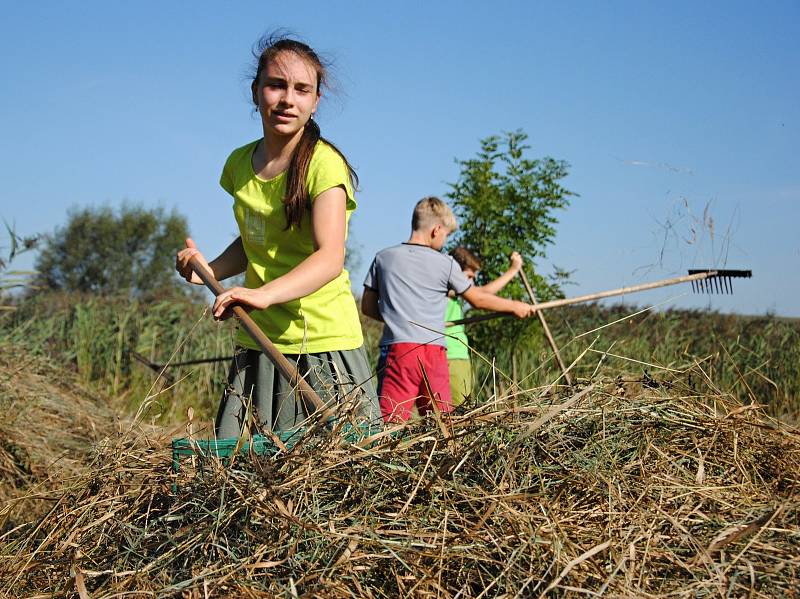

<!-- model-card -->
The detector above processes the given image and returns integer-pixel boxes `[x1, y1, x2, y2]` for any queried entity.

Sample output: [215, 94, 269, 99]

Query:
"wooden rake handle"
[448, 270, 720, 327]
[518, 269, 573, 385]
[188, 256, 333, 422]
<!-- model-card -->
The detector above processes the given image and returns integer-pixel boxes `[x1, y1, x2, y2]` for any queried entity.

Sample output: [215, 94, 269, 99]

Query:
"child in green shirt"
[445, 247, 523, 405]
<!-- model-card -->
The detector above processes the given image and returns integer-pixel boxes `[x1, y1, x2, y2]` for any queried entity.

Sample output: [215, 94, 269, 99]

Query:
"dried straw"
[0, 344, 123, 527]
[1, 353, 798, 597]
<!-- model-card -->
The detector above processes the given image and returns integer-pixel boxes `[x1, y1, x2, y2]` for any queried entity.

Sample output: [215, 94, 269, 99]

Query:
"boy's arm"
[477, 252, 523, 295]
[361, 287, 383, 322]
[462, 285, 534, 319]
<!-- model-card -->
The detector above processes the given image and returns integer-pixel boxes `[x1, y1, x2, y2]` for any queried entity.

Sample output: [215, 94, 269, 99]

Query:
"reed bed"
[3, 293, 798, 426]
[2, 291, 236, 424]
[471, 304, 800, 423]
[1, 359, 798, 597]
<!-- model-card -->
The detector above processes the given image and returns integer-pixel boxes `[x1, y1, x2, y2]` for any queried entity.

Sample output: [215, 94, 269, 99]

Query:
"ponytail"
[282, 119, 359, 230]
[283, 119, 321, 229]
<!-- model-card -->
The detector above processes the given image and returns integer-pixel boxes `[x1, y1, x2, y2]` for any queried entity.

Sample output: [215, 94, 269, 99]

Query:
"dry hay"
[0, 343, 123, 525]
[0, 366, 799, 597]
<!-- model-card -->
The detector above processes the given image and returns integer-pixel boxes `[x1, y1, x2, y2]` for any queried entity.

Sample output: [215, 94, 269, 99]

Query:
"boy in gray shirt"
[362, 196, 535, 422]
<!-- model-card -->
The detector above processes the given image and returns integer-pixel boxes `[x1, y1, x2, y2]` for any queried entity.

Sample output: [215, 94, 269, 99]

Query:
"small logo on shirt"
[244, 207, 266, 245]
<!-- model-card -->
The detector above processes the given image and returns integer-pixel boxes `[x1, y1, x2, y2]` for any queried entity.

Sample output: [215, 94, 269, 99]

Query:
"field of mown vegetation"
[0, 292, 798, 596]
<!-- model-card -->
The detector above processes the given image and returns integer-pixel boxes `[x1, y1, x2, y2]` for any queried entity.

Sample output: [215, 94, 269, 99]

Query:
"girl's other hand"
[176, 238, 207, 285]
[213, 287, 272, 320]
[509, 251, 523, 272]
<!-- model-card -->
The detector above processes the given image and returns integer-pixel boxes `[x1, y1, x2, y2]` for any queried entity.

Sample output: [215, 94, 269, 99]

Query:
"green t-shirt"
[445, 297, 469, 359]
[220, 139, 363, 354]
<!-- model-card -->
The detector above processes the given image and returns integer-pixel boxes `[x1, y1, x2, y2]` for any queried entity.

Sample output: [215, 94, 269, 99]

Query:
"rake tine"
[686, 269, 755, 295]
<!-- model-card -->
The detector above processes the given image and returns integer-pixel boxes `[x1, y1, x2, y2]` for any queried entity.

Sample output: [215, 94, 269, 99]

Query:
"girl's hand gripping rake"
[188, 255, 334, 422]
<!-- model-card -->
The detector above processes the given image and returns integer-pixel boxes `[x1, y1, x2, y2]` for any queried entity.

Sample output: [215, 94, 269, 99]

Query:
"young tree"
[446, 130, 576, 355]
[35, 204, 189, 297]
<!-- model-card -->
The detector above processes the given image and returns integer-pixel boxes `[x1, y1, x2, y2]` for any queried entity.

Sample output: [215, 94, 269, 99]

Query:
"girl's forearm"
[208, 237, 248, 281]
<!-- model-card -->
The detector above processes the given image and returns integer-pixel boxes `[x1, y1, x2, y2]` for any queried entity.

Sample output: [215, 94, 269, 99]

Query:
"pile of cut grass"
[1, 360, 798, 597]
[0, 342, 123, 526]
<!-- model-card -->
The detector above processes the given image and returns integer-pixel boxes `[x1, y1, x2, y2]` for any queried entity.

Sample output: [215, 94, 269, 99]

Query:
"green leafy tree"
[35, 204, 189, 297]
[446, 130, 576, 356]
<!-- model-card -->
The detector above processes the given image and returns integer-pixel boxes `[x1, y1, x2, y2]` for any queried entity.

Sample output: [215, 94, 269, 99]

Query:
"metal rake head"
[688, 269, 752, 294]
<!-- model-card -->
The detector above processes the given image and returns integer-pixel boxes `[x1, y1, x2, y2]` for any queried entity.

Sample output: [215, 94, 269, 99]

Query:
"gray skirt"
[215, 345, 380, 438]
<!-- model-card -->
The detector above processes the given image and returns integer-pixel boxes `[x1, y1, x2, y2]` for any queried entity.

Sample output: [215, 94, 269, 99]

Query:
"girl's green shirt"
[445, 298, 469, 360]
[220, 139, 363, 354]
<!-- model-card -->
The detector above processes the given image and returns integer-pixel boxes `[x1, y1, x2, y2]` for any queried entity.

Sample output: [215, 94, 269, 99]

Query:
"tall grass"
[469, 304, 800, 422]
[1, 291, 235, 425]
[3, 292, 798, 425]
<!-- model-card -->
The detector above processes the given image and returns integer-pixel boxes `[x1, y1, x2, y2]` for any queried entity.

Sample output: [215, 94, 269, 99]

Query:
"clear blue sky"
[2, 1, 798, 316]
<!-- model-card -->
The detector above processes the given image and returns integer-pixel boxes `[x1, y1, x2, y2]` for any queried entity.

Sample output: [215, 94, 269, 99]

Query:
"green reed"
[2, 291, 235, 425]
[3, 293, 798, 426]
[467, 304, 800, 422]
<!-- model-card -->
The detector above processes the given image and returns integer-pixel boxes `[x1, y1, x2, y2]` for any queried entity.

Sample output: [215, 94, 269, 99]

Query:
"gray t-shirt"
[364, 243, 472, 347]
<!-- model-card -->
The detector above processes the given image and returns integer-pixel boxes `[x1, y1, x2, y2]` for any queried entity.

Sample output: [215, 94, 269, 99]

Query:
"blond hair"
[411, 196, 458, 232]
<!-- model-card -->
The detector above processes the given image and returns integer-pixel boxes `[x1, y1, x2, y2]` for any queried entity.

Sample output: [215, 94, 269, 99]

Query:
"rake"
[518, 268, 573, 385]
[446, 269, 752, 327]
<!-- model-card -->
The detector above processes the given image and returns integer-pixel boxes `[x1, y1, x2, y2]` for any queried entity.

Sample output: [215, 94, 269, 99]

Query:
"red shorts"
[377, 343, 452, 423]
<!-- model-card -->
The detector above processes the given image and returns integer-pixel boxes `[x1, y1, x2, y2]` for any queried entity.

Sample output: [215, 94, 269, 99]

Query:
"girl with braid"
[176, 33, 379, 436]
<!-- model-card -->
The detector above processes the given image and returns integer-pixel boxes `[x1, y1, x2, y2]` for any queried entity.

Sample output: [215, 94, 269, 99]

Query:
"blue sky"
[2, 1, 798, 316]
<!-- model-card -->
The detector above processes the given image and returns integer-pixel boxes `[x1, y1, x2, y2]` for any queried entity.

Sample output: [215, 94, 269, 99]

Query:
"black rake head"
[688, 269, 752, 294]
